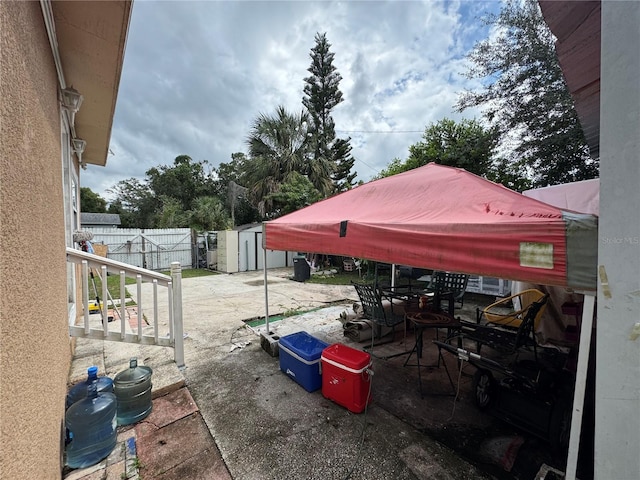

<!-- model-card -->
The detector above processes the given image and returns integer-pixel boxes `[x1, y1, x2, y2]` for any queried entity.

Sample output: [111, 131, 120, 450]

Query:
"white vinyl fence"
[86, 228, 192, 271]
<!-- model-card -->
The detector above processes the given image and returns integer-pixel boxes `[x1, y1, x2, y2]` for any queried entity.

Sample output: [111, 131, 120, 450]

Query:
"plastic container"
[65, 383, 117, 469]
[293, 255, 311, 282]
[66, 366, 114, 409]
[113, 357, 153, 425]
[279, 331, 328, 392]
[321, 343, 372, 413]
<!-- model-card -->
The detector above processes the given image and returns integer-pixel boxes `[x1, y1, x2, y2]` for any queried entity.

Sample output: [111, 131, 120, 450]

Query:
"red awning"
[264, 163, 597, 290]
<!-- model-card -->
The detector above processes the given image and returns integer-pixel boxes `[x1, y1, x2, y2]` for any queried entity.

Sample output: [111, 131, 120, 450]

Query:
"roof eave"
[53, 0, 133, 167]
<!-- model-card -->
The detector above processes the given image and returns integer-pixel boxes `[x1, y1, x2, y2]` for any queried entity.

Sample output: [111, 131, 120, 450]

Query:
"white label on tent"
[520, 242, 554, 269]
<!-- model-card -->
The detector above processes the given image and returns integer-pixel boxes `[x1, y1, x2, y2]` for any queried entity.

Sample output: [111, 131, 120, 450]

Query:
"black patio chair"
[352, 281, 407, 359]
[452, 293, 550, 362]
[425, 271, 470, 313]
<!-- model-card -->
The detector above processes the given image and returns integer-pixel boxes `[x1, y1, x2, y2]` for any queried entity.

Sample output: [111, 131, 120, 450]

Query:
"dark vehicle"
[436, 341, 574, 451]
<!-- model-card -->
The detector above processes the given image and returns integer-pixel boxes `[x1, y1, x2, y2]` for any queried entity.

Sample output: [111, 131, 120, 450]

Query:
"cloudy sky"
[82, 0, 502, 200]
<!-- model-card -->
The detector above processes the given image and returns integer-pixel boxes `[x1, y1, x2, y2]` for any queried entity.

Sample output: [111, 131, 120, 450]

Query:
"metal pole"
[171, 262, 185, 368]
[263, 245, 269, 334]
[565, 293, 595, 480]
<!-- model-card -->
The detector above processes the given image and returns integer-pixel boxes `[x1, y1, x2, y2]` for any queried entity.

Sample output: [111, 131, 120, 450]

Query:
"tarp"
[264, 163, 597, 290]
[515, 178, 600, 342]
[524, 178, 599, 216]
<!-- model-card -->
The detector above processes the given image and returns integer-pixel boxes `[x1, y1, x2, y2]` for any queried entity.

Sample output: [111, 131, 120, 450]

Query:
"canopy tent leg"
[565, 293, 595, 480]
[263, 245, 270, 334]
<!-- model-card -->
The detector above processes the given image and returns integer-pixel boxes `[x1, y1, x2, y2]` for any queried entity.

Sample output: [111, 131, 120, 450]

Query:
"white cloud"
[82, 0, 501, 201]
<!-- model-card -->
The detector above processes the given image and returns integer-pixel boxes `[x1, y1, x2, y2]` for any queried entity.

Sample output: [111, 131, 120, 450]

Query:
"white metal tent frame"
[260, 228, 595, 480]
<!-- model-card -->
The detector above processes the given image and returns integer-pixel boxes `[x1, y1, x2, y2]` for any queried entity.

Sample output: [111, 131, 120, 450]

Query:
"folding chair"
[425, 271, 470, 313]
[352, 282, 407, 359]
[457, 292, 550, 361]
[477, 288, 548, 331]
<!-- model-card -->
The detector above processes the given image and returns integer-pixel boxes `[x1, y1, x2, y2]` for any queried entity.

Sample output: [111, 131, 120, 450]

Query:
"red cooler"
[321, 343, 372, 413]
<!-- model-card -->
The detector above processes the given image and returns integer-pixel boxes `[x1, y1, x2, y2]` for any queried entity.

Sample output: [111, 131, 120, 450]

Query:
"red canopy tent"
[264, 163, 597, 290]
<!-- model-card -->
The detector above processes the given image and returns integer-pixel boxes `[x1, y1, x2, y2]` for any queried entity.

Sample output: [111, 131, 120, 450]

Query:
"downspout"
[40, 0, 76, 137]
[40, 0, 66, 87]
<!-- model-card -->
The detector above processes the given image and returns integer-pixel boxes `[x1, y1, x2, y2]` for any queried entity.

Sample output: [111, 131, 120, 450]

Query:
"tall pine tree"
[302, 32, 356, 193]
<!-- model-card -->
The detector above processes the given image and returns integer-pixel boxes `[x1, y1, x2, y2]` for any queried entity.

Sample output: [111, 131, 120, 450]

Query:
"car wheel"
[472, 368, 495, 411]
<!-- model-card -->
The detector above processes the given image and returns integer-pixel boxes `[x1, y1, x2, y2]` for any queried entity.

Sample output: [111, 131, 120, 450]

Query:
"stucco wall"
[1, 2, 72, 478]
[596, 2, 640, 478]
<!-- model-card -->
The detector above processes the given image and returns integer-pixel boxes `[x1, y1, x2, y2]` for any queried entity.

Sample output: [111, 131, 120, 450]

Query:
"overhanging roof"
[52, 0, 132, 166]
[539, 1, 601, 159]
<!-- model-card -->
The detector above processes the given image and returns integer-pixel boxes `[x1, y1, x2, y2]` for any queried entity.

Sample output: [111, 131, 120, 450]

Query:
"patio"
[67, 268, 590, 480]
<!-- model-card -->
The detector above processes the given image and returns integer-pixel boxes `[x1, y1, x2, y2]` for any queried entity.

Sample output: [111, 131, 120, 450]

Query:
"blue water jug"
[65, 383, 117, 469]
[114, 357, 153, 426]
[66, 366, 114, 409]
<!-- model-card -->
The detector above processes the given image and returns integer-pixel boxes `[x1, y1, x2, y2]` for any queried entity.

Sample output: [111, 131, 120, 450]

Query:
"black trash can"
[293, 255, 311, 282]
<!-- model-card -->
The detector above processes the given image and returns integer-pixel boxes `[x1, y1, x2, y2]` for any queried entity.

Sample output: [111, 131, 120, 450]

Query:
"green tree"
[147, 155, 216, 211]
[456, 0, 598, 187]
[107, 201, 135, 228]
[214, 152, 260, 226]
[80, 187, 107, 213]
[377, 118, 498, 179]
[264, 172, 322, 218]
[486, 157, 532, 192]
[157, 196, 188, 228]
[408, 118, 497, 176]
[108, 155, 229, 229]
[107, 178, 158, 228]
[303, 32, 356, 193]
[245, 106, 315, 216]
[331, 138, 357, 192]
[376, 157, 407, 179]
[190, 196, 231, 231]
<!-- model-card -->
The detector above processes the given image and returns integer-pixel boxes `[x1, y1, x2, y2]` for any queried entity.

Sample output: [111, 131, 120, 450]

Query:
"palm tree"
[246, 106, 333, 216]
[190, 196, 230, 231]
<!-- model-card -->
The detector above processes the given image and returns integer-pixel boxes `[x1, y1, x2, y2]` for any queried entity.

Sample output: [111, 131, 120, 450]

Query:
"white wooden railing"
[66, 247, 184, 367]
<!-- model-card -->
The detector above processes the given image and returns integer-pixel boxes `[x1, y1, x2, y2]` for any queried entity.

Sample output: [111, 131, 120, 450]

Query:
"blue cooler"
[279, 331, 329, 392]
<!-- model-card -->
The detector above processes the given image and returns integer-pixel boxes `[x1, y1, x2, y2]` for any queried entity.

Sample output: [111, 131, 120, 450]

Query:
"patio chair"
[352, 282, 407, 359]
[425, 271, 470, 313]
[477, 288, 548, 331]
[455, 292, 550, 361]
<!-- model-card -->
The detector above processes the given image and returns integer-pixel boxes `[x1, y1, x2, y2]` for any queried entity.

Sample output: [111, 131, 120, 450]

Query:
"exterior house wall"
[0, 2, 72, 478]
[596, 2, 640, 478]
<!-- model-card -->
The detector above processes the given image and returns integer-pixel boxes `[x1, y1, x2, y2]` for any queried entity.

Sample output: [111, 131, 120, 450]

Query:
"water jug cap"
[115, 358, 152, 385]
[87, 366, 98, 378]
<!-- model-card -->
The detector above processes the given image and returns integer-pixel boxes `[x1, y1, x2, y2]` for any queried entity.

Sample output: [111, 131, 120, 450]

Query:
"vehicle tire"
[549, 393, 573, 453]
[472, 368, 495, 411]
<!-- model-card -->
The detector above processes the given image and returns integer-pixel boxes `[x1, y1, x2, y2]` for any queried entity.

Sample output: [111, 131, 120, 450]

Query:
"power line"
[336, 129, 423, 134]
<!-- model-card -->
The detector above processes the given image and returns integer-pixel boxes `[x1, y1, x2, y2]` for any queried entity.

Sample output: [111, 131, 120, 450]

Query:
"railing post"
[171, 262, 185, 368]
[82, 260, 90, 334]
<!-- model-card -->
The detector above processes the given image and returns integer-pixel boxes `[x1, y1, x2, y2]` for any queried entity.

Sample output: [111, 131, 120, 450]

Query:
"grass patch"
[89, 272, 136, 304]
[306, 269, 418, 290]
[88, 267, 216, 308]
[244, 306, 326, 327]
[306, 270, 397, 286]
[306, 270, 364, 285]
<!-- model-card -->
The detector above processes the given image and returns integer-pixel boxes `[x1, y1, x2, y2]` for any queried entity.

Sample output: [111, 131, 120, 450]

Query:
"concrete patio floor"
[66, 267, 585, 480]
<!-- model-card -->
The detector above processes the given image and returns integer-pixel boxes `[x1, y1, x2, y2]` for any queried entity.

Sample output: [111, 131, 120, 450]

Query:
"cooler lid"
[322, 343, 371, 370]
[278, 331, 329, 362]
